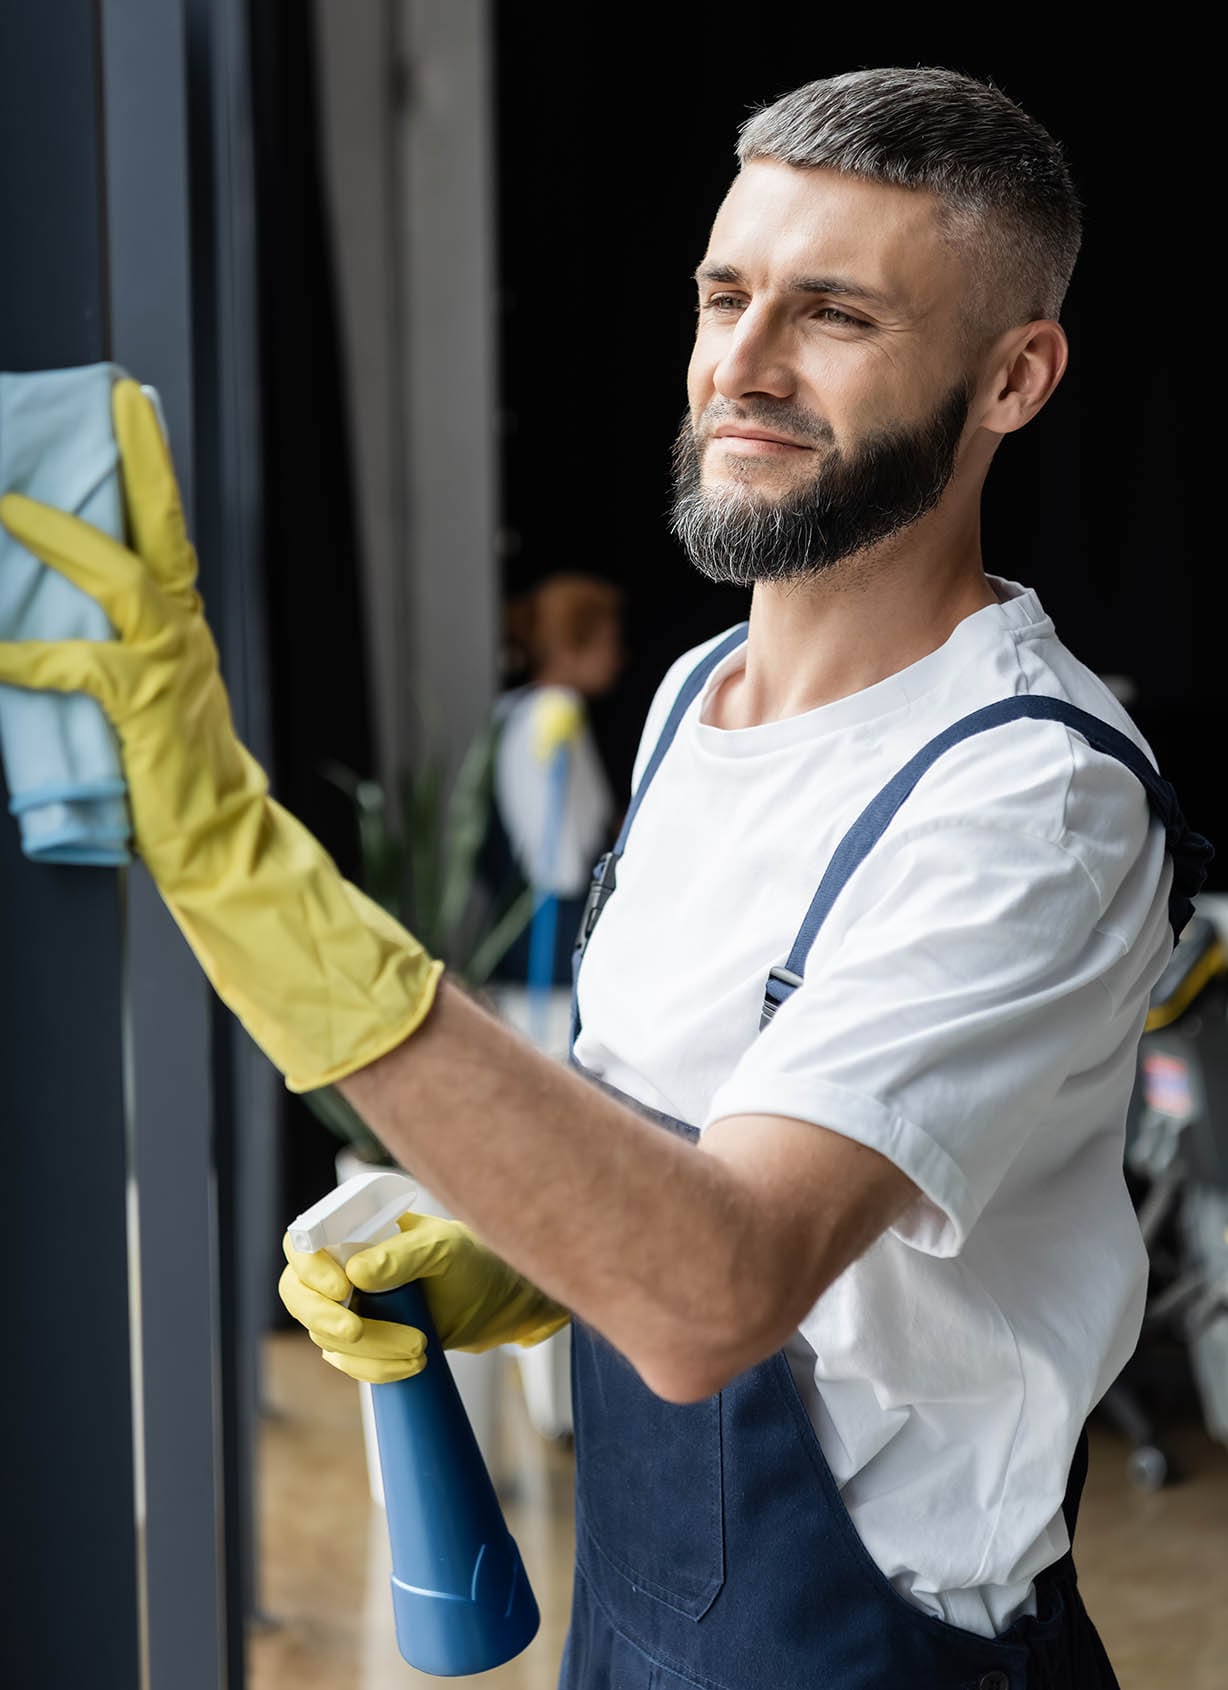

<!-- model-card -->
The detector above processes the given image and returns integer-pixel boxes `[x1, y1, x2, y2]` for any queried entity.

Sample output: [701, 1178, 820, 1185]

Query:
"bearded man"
[0, 65, 1207, 1690]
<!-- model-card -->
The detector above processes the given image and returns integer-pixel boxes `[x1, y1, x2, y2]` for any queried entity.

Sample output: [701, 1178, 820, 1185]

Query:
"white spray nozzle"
[289, 1171, 419, 1267]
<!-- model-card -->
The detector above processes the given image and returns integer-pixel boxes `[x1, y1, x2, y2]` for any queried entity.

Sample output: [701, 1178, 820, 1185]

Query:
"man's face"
[672, 162, 978, 585]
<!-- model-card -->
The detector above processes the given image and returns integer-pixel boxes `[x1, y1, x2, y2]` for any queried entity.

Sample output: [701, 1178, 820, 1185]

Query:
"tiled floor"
[250, 1331, 1228, 1689]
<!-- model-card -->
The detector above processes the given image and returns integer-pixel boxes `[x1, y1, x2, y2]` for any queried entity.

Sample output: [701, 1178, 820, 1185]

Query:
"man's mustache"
[695, 403, 836, 450]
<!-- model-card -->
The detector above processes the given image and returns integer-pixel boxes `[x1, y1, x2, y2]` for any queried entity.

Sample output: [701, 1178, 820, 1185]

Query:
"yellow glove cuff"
[168, 786, 446, 1093]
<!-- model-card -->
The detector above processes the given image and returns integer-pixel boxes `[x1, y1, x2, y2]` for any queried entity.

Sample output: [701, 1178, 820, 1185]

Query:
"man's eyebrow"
[693, 262, 894, 310]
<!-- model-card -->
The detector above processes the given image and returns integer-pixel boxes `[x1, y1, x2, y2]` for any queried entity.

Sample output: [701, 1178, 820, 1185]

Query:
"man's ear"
[977, 320, 1069, 437]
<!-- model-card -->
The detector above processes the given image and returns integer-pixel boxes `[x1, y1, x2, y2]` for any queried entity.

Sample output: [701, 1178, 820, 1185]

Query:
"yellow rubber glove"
[278, 1210, 570, 1385]
[0, 380, 443, 1091]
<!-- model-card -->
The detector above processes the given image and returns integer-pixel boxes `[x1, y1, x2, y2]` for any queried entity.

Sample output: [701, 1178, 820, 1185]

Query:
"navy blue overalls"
[560, 624, 1211, 1690]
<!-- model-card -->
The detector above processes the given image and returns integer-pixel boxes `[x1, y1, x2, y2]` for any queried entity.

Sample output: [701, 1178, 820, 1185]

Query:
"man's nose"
[711, 306, 795, 401]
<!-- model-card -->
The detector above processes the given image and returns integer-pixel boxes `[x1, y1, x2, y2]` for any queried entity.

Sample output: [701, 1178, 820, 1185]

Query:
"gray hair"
[736, 67, 1082, 334]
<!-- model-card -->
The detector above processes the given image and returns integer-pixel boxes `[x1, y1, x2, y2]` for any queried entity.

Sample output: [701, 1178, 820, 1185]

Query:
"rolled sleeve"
[703, 813, 1143, 1256]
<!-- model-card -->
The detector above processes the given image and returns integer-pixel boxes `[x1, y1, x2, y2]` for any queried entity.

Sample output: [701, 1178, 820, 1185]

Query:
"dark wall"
[1, 5, 229, 1683]
[494, 26, 1216, 875]
[249, 0, 377, 1228]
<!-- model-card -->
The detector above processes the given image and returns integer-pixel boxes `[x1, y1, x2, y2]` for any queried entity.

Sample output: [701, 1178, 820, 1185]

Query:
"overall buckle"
[575, 850, 618, 960]
[759, 964, 804, 1031]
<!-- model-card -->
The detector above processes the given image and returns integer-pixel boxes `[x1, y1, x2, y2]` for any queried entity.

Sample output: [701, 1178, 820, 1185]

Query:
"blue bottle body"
[357, 1278, 540, 1676]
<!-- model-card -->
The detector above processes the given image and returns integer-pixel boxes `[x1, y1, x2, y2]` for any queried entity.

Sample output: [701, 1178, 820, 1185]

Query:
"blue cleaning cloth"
[0, 363, 134, 865]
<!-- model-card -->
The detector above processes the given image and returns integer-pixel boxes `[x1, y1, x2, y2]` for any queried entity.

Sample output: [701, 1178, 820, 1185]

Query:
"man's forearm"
[336, 977, 766, 1400]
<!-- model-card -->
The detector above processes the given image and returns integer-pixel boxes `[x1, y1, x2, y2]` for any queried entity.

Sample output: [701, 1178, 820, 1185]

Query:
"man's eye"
[817, 306, 863, 327]
[698, 294, 745, 314]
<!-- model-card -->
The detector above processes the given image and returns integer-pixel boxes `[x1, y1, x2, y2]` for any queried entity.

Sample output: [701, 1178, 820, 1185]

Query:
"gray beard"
[668, 381, 972, 587]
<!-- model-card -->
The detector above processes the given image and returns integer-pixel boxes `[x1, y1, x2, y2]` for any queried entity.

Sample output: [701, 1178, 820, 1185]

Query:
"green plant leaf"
[309, 696, 541, 1162]
[322, 760, 406, 918]
[464, 883, 538, 986]
[319, 759, 364, 802]
[404, 759, 444, 953]
[299, 1084, 394, 1165]
[437, 718, 502, 947]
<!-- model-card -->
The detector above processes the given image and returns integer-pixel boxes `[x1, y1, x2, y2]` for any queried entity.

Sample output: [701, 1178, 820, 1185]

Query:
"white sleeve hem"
[703, 1075, 975, 1258]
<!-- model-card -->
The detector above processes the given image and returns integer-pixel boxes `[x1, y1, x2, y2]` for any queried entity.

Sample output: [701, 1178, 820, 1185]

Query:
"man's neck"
[707, 522, 996, 730]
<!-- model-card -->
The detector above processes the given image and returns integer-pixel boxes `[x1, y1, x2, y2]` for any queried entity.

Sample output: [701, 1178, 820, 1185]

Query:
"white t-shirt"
[572, 578, 1172, 1639]
[493, 685, 615, 896]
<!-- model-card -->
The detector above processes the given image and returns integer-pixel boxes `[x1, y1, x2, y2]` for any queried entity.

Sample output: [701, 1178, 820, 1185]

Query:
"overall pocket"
[571, 1321, 725, 1620]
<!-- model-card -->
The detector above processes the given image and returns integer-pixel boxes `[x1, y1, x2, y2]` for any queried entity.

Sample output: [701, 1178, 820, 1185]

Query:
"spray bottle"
[288, 1170, 540, 1676]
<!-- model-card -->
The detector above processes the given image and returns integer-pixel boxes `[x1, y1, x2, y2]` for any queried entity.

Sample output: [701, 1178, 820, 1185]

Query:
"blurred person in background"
[479, 571, 625, 997]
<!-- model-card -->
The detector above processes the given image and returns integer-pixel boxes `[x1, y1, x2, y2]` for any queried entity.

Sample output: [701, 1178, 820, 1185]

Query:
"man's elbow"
[634, 1352, 732, 1405]
[617, 1189, 846, 1402]
[629, 1292, 797, 1404]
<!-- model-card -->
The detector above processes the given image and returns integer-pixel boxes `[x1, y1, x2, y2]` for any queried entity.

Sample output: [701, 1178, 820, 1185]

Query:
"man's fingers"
[111, 380, 198, 598]
[346, 1213, 461, 1295]
[320, 1347, 428, 1386]
[277, 1262, 362, 1345]
[0, 638, 118, 708]
[277, 1260, 428, 1366]
[281, 1230, 351, 1300]
[0, 493, 151, 640]
[308, 1315, 427, 1364]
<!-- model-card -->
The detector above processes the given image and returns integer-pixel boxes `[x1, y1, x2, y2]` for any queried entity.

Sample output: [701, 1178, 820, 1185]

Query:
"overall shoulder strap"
[761, 695, 1213, 1029]
[568, 626, 748, 1053]
[617, 624, 749, 853]
[572, 623, 749, 967]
